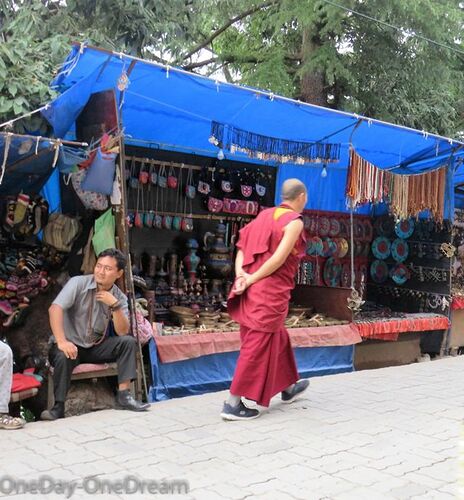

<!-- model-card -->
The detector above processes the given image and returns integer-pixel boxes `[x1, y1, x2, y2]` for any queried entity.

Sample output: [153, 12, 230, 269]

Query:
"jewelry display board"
[367, 215, 452, 316]
[124, 146, 277, 325]
[297, 209, 373, 291]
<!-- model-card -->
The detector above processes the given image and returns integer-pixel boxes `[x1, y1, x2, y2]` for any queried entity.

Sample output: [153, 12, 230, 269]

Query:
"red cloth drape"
[355, 313, 449, 341]
[452, 297, 464, 310]
[154, 324, 362, 363]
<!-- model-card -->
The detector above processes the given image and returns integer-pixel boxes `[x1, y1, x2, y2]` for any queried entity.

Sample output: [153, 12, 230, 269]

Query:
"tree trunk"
[299, 26, 326, 107]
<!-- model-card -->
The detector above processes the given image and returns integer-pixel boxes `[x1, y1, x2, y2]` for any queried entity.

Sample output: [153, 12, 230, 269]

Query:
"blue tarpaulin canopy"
[0, 133, 57, 197]
[43, 44, 464, 214]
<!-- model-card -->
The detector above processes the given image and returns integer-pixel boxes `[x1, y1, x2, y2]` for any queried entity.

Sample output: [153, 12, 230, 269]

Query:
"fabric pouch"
[71, 169, 109, 211]
[92, 209, 116, 256]
[208, 197, 223, 213]
[81, 148, 117, 195]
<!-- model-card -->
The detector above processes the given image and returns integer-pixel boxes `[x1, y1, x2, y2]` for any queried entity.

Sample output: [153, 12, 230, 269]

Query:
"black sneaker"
[281, 379, 310, 404]
[220, 401, 260, 421]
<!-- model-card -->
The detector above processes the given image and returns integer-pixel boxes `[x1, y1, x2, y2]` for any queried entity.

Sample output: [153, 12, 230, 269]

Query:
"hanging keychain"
[129, 157, 138, 189]
[173, 165, 183, 231]
[145, 176, 154, 227]
[134, 180, 143, 228]
[182, 172, 194, 232]
[150, 160, 157, 185]
[153, 175, 162, 229]
[185, 166, 196, 199]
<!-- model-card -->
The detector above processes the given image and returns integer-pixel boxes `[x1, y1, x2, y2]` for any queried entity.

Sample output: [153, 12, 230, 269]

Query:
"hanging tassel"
[210, 121, 341, 164]
[51, 139, 61, 168]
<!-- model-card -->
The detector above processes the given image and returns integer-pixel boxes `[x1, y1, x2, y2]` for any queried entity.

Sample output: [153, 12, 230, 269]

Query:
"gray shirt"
[52, 275, 129, 348]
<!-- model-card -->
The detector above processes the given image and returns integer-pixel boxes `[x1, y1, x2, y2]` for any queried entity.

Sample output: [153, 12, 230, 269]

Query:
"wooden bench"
[47, 362, 119, 409]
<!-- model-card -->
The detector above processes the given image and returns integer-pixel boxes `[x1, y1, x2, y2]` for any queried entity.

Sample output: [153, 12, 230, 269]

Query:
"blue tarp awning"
[0, 133, 57, 196]
[44, 44, 464, 214]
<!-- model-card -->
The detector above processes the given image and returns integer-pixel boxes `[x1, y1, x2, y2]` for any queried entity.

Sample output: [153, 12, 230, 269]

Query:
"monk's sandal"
[221, 401, 260, 421]
[281, 379, 310, 404]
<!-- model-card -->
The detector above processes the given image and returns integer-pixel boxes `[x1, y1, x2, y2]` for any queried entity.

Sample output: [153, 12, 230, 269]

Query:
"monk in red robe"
[222, 178, 309, 421]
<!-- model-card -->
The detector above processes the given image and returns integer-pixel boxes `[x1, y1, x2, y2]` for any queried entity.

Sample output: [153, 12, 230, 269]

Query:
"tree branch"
[178, 0, 279, 63]
[182, 52, 301, 71]
[183, 55, 262, 71]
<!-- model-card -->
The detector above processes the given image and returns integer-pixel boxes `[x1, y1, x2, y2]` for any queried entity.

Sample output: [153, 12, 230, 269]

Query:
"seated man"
[0, 341, 25, 429]
[41, 248, 149, 420]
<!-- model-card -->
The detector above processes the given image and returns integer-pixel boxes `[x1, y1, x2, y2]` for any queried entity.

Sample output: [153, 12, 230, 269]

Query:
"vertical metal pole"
[349, 204, 355, 290]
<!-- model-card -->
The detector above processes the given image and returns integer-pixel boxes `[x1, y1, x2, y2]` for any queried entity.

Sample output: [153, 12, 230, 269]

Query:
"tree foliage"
[0, 0, 463, 137]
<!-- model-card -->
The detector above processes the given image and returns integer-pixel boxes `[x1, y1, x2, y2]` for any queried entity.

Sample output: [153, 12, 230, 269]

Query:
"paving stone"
[387, 481, 430, 498]
[333, 466, 398, 487]
[401, 471, 448, 490]
[0, 356, 461, 499]
[334, 486, 395, 500]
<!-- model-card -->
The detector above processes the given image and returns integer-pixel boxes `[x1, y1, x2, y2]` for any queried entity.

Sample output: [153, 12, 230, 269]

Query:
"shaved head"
[281, 178, 307, 201]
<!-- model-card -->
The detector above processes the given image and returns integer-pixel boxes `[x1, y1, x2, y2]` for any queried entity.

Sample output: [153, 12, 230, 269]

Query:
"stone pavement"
[1, 356, 463, 500]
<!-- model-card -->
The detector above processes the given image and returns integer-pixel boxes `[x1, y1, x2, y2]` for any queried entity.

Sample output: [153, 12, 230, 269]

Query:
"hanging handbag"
[185, 167, 196, 199]
[162, 215, 173, 229]
[81, 147, 117, 195]
[57, 146, 89, 174]
[173, 216, 182, 231]
[158, 164, 167, 188]
[80, 227, 97, 275]
[71, 169, 109, 211]
[43, 213, 82, 253]
[167, 165, 178, 189]
[181, 217, 194, 232]
[138, 161, 149, 184]
[92, 209, 116, 256]
[150, 162, 158, 185]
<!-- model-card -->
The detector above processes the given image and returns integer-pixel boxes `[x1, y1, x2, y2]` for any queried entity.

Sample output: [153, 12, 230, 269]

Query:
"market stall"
[38, 43, 464, 400]
[448, 207, 464, 351]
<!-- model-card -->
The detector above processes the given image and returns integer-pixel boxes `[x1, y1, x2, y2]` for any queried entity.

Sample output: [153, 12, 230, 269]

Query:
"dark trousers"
[49, 335, 137, 403]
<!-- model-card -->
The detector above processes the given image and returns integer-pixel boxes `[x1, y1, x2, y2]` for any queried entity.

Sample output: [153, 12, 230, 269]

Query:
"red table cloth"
[452, 296, 464, 310]
[355, 313, 449, 341]
[154, 324, 362, 363]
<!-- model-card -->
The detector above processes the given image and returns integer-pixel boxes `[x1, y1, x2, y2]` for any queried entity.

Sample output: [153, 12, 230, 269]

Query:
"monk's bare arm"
[235, 249, 245, 276]
[246, 219, 303, 286]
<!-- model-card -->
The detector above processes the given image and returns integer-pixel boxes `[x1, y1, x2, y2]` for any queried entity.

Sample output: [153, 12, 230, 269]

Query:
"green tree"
[175, 0, 464, 137]
[0, 0, 463, 137]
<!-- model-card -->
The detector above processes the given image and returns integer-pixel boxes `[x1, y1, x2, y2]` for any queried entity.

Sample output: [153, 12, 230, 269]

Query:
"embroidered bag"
[208, 197, 223, 213]
[71, 169, 109, 211]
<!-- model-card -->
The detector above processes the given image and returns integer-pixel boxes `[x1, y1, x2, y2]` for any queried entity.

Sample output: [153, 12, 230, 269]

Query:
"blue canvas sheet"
[44, 44, 464, 214]
[0, 134, 56, 196]
[148, 338, 354, 402]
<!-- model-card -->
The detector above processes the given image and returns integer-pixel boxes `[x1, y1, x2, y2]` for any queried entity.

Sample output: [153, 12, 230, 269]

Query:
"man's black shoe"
[281, 379, 310, 404]
[220, 401, 260, 421]
[40, 402, 65, 420]
[116, 390, 150, 412]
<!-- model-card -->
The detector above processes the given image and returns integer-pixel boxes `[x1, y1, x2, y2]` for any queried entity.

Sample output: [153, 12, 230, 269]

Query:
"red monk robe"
[227, 204, 306, 407]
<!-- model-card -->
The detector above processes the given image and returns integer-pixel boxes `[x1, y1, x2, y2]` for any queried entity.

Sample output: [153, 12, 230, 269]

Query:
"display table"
[354, 313, 449, 370]
[355, 313, 450, 341]
[148, 324, 362, 402]
[451, 296, 464, 310]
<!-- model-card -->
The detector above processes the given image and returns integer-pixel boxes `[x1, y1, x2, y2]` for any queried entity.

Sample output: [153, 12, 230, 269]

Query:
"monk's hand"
[232, 275, 247, 295]
[96, 290, 117, 307]
[57, 340, 78, 360]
